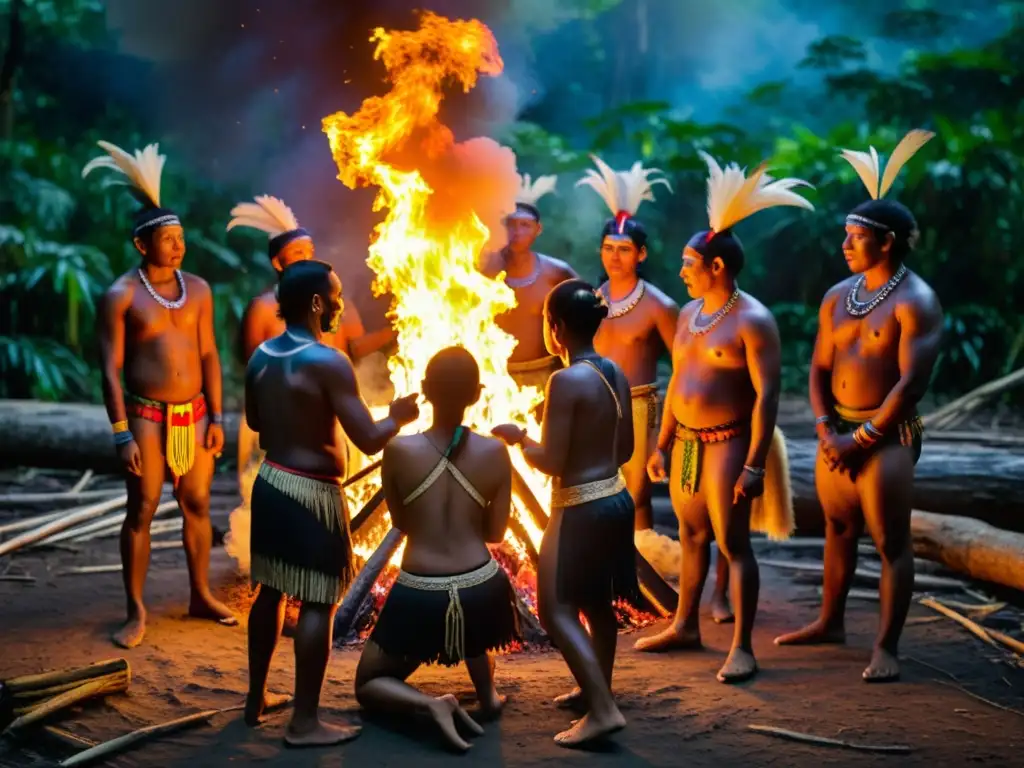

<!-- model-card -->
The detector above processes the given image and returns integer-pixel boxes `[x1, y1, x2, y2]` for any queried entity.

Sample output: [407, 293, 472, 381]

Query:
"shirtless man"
[479, 173, 577, 399]
[243, 259, 419, 745]
[775, 130, 942, 683]
[355, 346, 521, 752]
[86, 140, 236, 649]
[635, 153, 812, 683]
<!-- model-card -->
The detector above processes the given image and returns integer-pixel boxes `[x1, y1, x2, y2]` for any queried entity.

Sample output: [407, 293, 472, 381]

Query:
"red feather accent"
[706, 229, 717, 242]
[614, 210, 631, 234]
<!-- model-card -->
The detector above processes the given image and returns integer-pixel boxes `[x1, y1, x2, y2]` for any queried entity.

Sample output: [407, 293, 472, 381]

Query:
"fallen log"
[7, 401, 1024, 533]
[911, 511, 1024, 593]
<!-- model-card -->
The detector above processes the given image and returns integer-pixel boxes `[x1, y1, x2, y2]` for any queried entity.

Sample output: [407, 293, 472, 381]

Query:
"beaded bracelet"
[852, 425, 878, 448]
[814, 415, 831, 425]
[743, 465, 766, 477]
[111, 420, 128, 433]
[113, 430, 135, 447]
[210, 412, 223, 426]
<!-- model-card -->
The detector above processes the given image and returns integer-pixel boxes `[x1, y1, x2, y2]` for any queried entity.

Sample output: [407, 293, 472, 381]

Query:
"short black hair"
[848, 199, 919, 262]
[600, 216, 648, 251]
[277, 259, 334, 325]
[546, 278, 609, 341]
[424, 346, 480, 412]
[686, 229, 745, 277]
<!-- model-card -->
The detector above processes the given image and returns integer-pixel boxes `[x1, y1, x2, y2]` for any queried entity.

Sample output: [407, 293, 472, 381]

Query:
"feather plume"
[226, 195, 301, 237]
[516, 173, 558, 207]
[838, 128, 935, 199]
[575, 154, 671, 216]
[81, 141, 166, 208]
[878, 129, 935, 198]
[699, 151, 814, 233]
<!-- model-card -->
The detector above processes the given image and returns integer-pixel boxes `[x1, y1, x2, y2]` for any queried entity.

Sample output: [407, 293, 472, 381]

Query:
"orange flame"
[322, 12, 550, 560]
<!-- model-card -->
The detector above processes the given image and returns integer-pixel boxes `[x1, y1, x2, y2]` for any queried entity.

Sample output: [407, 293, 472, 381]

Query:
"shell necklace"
[138, 268, 187, 310]
[504, 254, 541, 289]
[688, 288, 740, 336]
[845, 264, 907, 317]
[602, 279, 646, 318]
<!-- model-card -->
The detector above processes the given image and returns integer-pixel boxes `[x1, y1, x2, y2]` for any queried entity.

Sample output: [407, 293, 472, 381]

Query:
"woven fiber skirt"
[250, 461, 355, 605]
[553, 479, 639, 608]
[369, 559, 522, 666]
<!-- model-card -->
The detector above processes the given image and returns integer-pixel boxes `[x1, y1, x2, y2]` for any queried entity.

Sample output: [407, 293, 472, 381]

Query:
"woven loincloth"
[249, 460, 355, 604]
[369, 559, 521, 666]
[125, 392, 207, 479]
[507, 355, 560, 392]
[624, 383, 659, 489]
[832, 405, 924, 465]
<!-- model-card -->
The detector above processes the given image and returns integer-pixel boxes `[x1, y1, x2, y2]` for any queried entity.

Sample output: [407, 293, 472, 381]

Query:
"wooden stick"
[11, 671, 127, 702]
[12, 672, 129, 711]
[58, 708, 224, 767]
[919, 597, 1000, 649]
[68, 471, 94, 495]
[342, 459, 382, 489]
[934, 679, 1024, 718]
[988, 629, 1024, 656]
[347, 488, 384, 536]
[507, 517, 539, 566]
[42, 725, 98, 750]
[3, 673, 130, 734]
[59, 565, 124, 576]
[150, 540, 183, 551]
[0, 496, 128, 557]
[5, 658, 129, 694]
[0, 574, 34, 583]
[747, 724, 912, 753]
[760, 558, 968, 590]
[0, 489, 122, 506]
[68, 510, 179, 543]
[509, 467, 549, 531]
[923, 366, 1024, 430]
[0, 509, 67, 535]
[334, 526, 404, 639]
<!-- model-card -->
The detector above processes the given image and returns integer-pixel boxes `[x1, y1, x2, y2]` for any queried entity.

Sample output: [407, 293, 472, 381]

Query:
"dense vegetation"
[2, 0, 1022, 405]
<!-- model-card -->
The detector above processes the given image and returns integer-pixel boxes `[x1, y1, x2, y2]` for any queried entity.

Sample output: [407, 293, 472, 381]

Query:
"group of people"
[82, 125, 943, 750]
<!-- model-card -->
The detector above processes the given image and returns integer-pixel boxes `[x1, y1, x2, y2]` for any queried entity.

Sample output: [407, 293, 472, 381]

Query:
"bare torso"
[825, 274, 933, 410]
[385, 430, 509, 575]
[667, 294, 768, 429]
[554, 360, 633, 486]
[111, 270, 207, 403]
[246, 340, 350, 477]
[485, 253, 577, 362]
[594, 280, 678, 387]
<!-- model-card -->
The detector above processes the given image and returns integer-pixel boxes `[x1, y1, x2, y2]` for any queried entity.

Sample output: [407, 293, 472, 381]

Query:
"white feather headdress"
[82, 141, 166, 209]
[226, 195, 302, 238]
[699, 150, 815, 235]
[516, 173, 557, 208]
[575, 155, 672, 221]
[838, 129, 935, 200]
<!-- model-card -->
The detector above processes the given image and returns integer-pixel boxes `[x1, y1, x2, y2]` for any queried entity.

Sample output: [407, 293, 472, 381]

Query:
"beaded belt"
[551, 472, 626, 509]
[674, 420, 747, 497]
[395, 559, 501, 662]
[126, 393, 207, 425]
[631, 383, 659, 424]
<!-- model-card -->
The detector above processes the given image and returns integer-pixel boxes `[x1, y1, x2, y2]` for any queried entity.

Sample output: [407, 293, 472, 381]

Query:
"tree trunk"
[4, 400, 1024, 533]
[910, 511, 1024, 592]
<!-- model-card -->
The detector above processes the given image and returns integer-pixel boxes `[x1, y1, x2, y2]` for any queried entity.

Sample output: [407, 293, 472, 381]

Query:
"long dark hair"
[546, 278, 609, 341]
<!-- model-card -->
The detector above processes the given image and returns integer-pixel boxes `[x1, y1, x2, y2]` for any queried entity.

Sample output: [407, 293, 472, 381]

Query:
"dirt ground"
[2, 470, 1023, 768]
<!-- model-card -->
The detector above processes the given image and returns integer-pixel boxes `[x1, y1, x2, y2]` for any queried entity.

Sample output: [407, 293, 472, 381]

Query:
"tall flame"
[322, 12, 550, 556]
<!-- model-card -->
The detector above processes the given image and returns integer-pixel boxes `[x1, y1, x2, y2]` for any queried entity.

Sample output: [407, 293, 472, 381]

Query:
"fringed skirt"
[369, 559, 522, 667]
[552, 475, 639, 608]
[250, 460, 355, 605]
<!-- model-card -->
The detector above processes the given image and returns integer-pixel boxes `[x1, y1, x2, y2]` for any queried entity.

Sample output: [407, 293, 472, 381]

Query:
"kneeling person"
[355, 347, 522, 752]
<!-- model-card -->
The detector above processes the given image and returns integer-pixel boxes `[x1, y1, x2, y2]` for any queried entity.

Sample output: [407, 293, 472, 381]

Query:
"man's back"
[383, 429, 512, 576]
[246, 338, 348, 477]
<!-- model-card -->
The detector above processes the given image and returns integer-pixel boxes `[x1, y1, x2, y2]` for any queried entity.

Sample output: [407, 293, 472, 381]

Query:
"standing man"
[635, 152, 808, 683]
[479, 172, 578, 396]
[226, 195, 396, 571]
[775, 130, 942, 683]
[576, 154, 678, 531]
[86, 141, 235, 649]
[243, 259, 419, 745]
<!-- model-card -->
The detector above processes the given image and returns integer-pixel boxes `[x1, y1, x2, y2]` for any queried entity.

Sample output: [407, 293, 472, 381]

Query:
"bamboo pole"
[0, 509, 67, 535]
[12, 671, 129, 713]
[3, 672, 130, 734]
[66, 508, 178, 544]
[0, 496, 128, 557]
[0, 489, 122, 506]
[3, 659, 128, 695]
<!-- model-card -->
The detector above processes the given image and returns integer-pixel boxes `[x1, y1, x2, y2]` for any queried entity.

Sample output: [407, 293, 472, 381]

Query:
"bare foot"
[112, 615, 146, 649]
[284, 719, 361, 748]
[245, 691, 293, 726]
[717, 647, 758, 683]
[189, 594, 239, 626]
[863, 648, 900, 683]
[477, 691, 508, 720]
[554, 688, 585, 711]
[710, 594, 734, 624]
[774, 619, 845, 646]
[634, 625, 702, 653]
[428, 694, 484, 752]
[554, 710, 626, 748]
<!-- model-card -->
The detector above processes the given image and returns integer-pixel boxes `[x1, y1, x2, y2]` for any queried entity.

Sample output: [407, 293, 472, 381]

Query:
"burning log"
[334, 527, 404, 642]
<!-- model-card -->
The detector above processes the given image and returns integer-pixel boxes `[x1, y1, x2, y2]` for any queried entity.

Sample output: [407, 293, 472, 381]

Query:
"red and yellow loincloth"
[126, 392, 207, 479]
